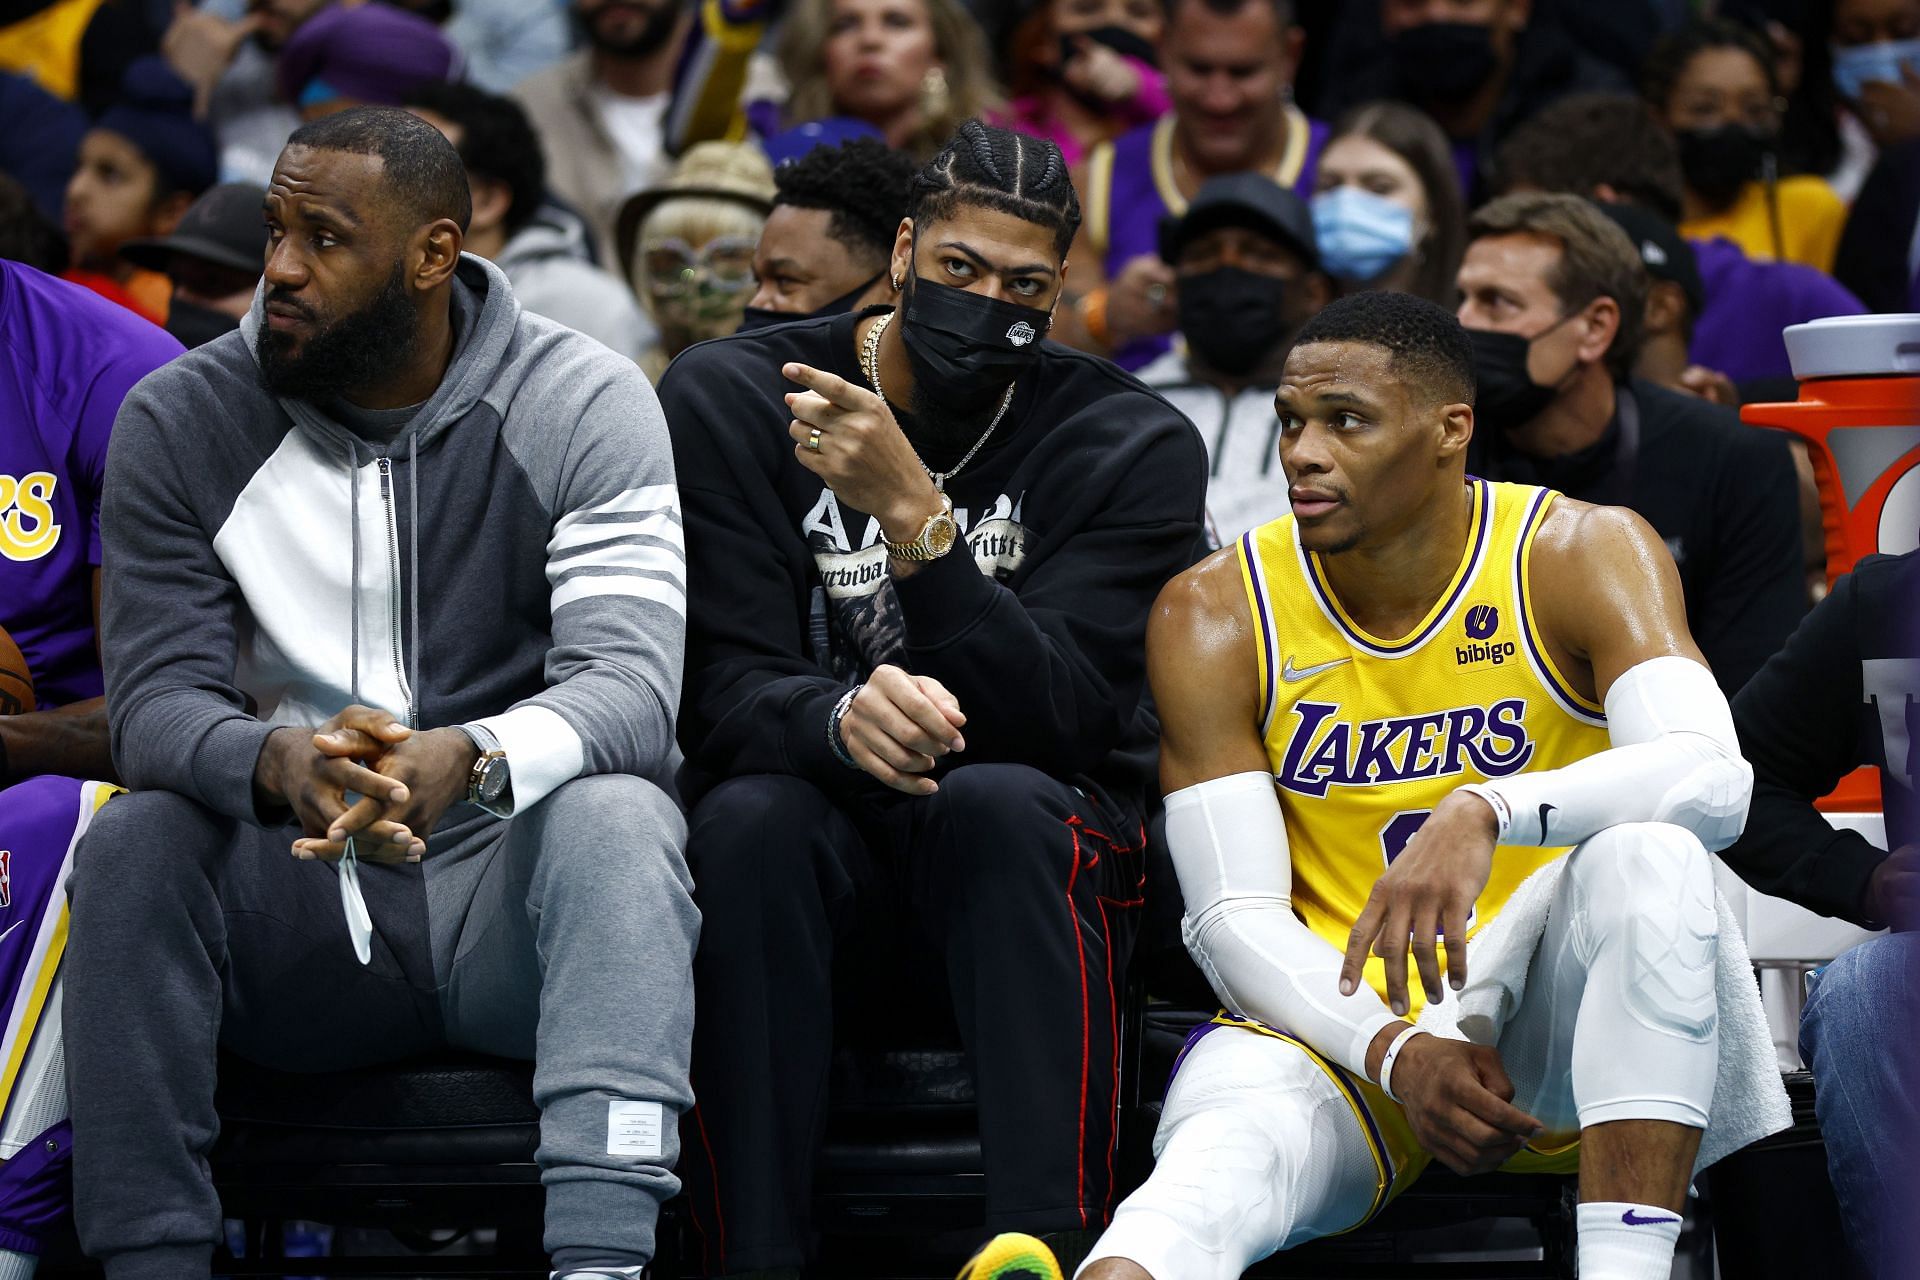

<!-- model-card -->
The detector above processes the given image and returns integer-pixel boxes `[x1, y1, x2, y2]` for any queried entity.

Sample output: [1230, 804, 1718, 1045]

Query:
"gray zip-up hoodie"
[100, 253, 684, 825]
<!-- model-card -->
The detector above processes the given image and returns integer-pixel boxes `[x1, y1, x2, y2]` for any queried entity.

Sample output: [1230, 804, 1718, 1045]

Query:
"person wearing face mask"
[615, 141, 774, 379]
[1310, 100, 1466, 308]
[1137, 174, 1329, 544]
[738, 135, 914, 331]
[1319, 0, 1625, 203]
[1828, 0, 1920, 310]
[1644, 18, 1850, 273]
[1457, 192, 1806, 697]
[1061, 0, 1326, 372]
[659, 121, 1206, 1278]
[995, 0, 1170, 169]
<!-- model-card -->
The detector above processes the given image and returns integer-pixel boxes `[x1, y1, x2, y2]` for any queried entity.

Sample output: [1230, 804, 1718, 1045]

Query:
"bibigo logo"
[0, 473, 60, 562]
[1456, 602, 1515, 667]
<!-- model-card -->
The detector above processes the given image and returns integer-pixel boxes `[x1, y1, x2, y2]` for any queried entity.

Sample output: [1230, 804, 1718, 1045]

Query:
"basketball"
[0, 625, 33, 716]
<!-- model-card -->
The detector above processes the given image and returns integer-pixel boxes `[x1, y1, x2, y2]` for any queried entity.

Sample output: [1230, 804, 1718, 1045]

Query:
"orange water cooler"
[1741, 313, 1920, 810]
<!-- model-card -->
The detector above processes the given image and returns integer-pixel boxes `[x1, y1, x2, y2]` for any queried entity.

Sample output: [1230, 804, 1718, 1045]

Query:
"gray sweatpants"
[63, 773, 697, 1280]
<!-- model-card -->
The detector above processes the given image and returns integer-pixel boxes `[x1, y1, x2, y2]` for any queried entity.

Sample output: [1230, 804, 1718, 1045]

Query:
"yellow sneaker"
[956, 1232, 1065, 1280]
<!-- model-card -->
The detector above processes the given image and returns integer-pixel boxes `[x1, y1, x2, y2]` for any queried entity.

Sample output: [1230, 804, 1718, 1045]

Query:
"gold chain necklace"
[861, 311, 1015, 493]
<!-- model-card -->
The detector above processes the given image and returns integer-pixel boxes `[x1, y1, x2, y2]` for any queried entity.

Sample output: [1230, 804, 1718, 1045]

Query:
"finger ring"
[1146, 282, 1168, 307]
[806, 428, 822, 452]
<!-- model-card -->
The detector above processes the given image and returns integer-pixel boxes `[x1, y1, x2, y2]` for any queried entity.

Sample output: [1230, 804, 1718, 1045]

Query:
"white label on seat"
[607, 1100, 664, 1159]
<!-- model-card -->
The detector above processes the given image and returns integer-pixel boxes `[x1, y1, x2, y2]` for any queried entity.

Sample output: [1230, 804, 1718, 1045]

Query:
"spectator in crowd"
[1456, 192, 1806, 697]
[408, 82, 655, 363]
[766, 0, 1002, 161]
[0, 71, 85, 225]
[661, 120, 1205, 1278]
[1069, 0, 1323, 371]
[278, 2, 461, 122]
[380, 0, 571, 94]
[514, 0, 697, 262]
[1493, 93, 1866, 384]
[66, 106, 695, 1280]
[740, 136, 913, 327]
[995, 0, 1168, 169]
[1311, 100, 1465, 308]
[119, 181, 268, 348]
[1717, 550, 1918, 1279]
[63, 56, 219, 326]
[1592, 198, 1829, 598]
[1137, 174, 1328, 544]
[1828, 0, 1920, 188]
[1644, 18, 1849, 273]
[616, 140, 773, 378]
[1322, 0, 1627, 202]
[0, 258, 181, 786]
[159, 0, 328, 186]
[0, 172, 66, 275]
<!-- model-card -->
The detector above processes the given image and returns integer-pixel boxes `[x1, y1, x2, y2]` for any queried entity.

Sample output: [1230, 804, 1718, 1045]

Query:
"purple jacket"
[1688, 237, 1867, 383]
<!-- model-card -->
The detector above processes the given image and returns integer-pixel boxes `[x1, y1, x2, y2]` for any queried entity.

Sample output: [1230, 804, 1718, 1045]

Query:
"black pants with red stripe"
[678, 764, 1145, 1275]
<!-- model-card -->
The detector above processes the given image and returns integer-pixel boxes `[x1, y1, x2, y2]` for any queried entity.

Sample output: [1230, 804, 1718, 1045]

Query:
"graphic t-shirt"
[0, 262, 182, 707]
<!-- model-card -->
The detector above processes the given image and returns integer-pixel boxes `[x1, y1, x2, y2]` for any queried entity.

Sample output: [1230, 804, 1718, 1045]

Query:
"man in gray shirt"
[66, 107, 695, 1280]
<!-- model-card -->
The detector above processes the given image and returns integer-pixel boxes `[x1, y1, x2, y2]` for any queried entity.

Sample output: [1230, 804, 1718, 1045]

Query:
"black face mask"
[1676, 124, 1771, 208]
[1058, 24, 1159, 70]
[166, 296, 241, 348]
[1388, 22, 1498, 102]
[1177, 267, 1291, 377]
[899, 271, 1051, 412]
[1467, 325, 1565, 435]
[736, 271, 885, 334]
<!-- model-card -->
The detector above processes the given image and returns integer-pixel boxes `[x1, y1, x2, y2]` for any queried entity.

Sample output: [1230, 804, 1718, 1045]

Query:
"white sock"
[1576, 1201, 1682, 1279]
[551, 1268, 645, 1280]
[0, 1249, 34, 1280]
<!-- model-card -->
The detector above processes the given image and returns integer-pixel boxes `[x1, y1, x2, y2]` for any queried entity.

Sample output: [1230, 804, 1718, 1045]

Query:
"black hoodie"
[661, 307, 1207, 807]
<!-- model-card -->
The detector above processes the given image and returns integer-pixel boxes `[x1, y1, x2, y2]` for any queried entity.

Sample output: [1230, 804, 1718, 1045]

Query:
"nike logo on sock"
[1620, 1209, 1681, 1226]
[1538, 802, 1556, 843]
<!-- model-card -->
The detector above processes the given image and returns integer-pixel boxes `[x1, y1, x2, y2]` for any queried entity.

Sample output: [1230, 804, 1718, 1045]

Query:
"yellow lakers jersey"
[1238, 479, 1610, 1017]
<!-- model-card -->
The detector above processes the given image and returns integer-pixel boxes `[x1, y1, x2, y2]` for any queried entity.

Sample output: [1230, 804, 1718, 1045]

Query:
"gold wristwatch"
[882, 491, 959, 562]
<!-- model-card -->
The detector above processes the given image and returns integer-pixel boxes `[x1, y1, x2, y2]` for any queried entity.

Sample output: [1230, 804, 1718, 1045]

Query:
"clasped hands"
[253, 704, 477, 865]
[1345, 789, 1547, 1176]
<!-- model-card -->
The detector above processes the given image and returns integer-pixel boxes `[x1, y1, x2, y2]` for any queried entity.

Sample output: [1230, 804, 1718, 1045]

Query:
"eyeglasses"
[643, 236, 759, 297]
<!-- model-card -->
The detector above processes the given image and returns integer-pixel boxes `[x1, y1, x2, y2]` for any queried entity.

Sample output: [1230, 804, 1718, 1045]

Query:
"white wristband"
[1377, 1024, 1424, 1103]
[1457, 782, 1512, 843]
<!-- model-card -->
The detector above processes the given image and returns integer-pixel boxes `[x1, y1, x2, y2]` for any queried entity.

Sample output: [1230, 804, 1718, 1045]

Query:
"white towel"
[1413, 855, 1792, 1173]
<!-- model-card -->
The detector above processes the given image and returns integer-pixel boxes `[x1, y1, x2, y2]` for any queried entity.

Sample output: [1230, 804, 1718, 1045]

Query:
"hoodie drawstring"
[349, 441, 361, 703]
[408, 431, 420, 727]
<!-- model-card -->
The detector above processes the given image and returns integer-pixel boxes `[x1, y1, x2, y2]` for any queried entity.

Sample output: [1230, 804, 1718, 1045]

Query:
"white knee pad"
[1085, 1030, 1379, 1279]
[1566, 824, 1719, 1130]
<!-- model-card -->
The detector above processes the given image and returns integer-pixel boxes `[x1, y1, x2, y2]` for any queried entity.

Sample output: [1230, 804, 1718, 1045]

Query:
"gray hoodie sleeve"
[100, 385, 279, 822]
[470, 354, 685, 809]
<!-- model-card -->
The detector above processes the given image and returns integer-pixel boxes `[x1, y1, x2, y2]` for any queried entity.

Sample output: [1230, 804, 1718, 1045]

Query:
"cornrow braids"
[906, 119, 1081, 259]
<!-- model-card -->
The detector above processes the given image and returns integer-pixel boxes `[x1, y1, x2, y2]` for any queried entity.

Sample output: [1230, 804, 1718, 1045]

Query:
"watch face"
[477, 758, 509, 804]
[925, 515, 958, 557]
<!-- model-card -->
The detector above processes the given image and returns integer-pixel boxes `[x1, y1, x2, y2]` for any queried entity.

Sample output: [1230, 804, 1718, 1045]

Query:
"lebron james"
[1077, 291, 1785, 1280]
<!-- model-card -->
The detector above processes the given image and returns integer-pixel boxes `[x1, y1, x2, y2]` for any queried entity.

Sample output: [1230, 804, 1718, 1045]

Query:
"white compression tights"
[1083, 820, 1721, 1280]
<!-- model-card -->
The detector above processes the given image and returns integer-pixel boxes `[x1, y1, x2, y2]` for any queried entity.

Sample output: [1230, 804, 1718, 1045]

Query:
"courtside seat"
[207, 1051, 549, 1277]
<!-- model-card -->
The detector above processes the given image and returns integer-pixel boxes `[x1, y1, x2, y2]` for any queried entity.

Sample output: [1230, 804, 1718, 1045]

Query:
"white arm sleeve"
[1460, 655, 1753, 852]
[1169, 771, 1403, 1078]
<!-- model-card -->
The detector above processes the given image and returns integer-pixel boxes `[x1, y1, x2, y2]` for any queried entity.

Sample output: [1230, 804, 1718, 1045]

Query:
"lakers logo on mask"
[1005, 319, 1037, 347]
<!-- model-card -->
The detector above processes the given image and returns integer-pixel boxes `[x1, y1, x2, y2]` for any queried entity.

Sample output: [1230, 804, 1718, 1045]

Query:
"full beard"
[582, 0, 681, 57]
[256, 265, 421, 402]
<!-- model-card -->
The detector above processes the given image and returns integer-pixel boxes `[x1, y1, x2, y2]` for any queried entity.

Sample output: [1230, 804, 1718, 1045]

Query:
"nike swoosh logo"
[1281, 657, 1352, 684]
[1538, 802, 1557, 843]
[0, 922, 24, 947]
[1621, 1209, 1681, 1226]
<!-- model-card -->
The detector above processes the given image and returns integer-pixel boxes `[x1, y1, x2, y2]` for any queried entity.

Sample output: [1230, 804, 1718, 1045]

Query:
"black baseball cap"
[1594, 200, 1704, 320]
[1158, 172, 1319, 271]
[121, 182, 268, 277]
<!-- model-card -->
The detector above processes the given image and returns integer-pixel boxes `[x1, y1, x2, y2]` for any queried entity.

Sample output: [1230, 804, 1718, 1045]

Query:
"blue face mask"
[1311, 186, 1416, 282]
[1832, 37, 1920, 101]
